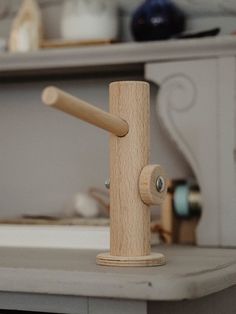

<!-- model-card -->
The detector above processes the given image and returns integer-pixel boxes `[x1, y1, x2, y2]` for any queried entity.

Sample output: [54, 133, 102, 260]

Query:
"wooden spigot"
[42, 81, 167, 267]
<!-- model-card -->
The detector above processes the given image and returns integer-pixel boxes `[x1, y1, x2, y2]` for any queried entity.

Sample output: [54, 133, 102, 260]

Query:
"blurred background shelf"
[1, 36, 236, 79]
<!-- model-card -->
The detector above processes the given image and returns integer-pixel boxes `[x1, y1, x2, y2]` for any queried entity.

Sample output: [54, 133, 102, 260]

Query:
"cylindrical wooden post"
[109, 81, 150, 257]
[97, 81, 166, 266]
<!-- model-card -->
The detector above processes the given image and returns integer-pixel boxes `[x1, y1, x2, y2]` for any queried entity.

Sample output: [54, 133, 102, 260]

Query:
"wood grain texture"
[41, 39, 113, 49]
[178, 218, 198, 245]
[42, 86, 129, 137]
[139, 164, 167, 206]
[160, 181, 175, 244]
[96, 252, 165, 267]
[109, 81, 150, 257]
[160, 180, 199, 245]
[42, 81, 165, 265]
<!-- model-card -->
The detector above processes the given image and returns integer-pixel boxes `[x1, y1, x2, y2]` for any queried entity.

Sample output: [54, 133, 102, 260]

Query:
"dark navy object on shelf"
[131, 0, 186, 41]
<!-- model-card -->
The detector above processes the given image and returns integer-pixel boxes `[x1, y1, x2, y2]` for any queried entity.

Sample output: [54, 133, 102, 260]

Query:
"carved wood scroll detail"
[156, 74, 199, 178]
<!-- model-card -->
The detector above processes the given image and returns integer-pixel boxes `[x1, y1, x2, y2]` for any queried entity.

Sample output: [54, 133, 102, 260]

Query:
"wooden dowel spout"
[42, 86, 129, 137]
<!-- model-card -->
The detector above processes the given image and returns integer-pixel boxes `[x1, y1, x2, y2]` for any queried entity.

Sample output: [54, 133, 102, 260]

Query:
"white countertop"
[0, 245, 235, 301]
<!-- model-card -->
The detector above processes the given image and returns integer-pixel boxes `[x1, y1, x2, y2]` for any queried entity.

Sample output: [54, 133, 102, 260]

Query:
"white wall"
[0, 75, 191, 217]
[0, 0, 233, 217]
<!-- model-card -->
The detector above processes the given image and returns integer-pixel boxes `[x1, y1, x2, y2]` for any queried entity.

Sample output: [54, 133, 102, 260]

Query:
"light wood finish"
[139, 164, 167, 206]
[178, 218, 198, 245]
[160, 180, 199, 245]
[160, 181, 175, 244]
[41, 39, 113, 49]
[97, 81, 166, 266]
[96, 252, 165, 267]
[9, 0, 42, 53]
[42, 86, 129, 137]
[42, 81, 166, 266]
[108, 81, 150, 257]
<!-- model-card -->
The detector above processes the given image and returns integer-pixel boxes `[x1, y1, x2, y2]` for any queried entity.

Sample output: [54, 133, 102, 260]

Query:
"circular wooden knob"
[139, 165, 167, 205]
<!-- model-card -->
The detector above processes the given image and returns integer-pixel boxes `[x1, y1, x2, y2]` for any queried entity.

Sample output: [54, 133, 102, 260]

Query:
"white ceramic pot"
[61, 0, 119, 41]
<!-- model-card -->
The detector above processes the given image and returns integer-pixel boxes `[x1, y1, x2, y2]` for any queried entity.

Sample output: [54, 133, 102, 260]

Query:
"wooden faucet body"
[42, 81, 167, 267]
[109, 82, 150, 256]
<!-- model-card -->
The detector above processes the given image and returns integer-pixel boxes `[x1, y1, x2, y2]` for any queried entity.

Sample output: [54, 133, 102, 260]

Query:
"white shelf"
[1, 36, 236, 78]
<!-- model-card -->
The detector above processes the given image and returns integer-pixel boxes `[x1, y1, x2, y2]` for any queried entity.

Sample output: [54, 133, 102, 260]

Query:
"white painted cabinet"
[146, 56, 236, 246]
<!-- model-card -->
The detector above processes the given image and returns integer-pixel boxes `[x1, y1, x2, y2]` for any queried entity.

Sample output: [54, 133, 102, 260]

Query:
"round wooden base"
[96, 252, 166, 267]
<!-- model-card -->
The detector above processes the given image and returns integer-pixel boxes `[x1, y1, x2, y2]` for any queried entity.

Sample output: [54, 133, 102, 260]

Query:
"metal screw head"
[156, 176, 165, 193]
[105, 179, 110, 190]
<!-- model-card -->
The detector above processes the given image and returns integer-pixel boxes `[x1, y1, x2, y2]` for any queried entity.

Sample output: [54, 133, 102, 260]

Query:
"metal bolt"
[156, 176, 165, 193]
[105, 179, 110, 190]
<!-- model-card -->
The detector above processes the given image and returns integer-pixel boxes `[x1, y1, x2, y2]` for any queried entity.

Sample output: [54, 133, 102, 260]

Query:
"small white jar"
[61, 0, 119, 41]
